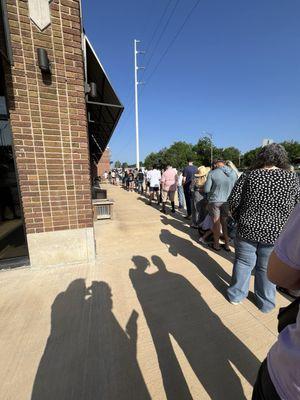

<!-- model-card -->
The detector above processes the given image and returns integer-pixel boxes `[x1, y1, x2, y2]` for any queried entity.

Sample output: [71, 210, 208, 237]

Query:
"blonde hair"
[226, 160, 239, 173]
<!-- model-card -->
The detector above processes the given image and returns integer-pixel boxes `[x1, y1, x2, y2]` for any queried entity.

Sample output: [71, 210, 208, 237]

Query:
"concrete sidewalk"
[0, 185, 288, 399]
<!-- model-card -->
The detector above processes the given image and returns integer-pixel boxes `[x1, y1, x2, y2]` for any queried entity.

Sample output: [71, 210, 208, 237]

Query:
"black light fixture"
[37, 48, 51, 73]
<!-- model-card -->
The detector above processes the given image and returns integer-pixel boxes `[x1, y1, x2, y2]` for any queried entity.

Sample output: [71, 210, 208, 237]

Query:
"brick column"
[4, 0, 95, 266]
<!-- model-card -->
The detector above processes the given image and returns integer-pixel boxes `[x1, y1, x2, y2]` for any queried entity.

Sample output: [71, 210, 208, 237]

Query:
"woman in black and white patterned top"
[227, 144, 300, 313]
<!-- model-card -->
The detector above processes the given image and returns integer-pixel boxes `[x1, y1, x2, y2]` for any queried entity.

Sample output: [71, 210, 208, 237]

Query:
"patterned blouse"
[228, 169, 300, 244]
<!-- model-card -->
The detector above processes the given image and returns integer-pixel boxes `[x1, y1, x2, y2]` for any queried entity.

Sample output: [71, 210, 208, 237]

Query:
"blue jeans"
[177, 186, 185, 208]
[227, 237, 276, 313]
[137, 180, 144, 194]
[183, 184, 192, 216]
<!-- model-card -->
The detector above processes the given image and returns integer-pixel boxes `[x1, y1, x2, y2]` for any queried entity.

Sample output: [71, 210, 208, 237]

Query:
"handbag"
[277, 297, 300, 333]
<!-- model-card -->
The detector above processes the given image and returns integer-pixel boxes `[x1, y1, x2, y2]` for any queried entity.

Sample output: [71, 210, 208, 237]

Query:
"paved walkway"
[0, 185, 289, 399]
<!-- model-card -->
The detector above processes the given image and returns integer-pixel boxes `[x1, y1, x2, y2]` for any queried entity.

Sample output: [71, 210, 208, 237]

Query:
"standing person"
[111, 170, 116, 185]
[190, 166, 210, 228]
[182, 158, 198, 219]
[160, 165, 178, 214]
[137, 169, 144, 194]
[145, 167, 152, 196]
[252, 203, 300, 399]
[227, 144, 300, 312]
[177, 170, 185, 209]
[128, 169, 135, 192]
[124, 170, 129, 190]
[103, 171, 108, 182]
[204, 159, 237, 251]
[148, 165, 161, 206]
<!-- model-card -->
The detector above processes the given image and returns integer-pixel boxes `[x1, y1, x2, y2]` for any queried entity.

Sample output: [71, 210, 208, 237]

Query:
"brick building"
[0, 0, 123, 268]
[97, 147, 110, 177]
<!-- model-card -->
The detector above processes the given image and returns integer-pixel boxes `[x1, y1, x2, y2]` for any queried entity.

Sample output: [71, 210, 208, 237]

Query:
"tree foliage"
[281, 141, 300, 164]
[242, 147, 261, 168]
[114, 160, 121, 168]
[142, 138, 299, 170]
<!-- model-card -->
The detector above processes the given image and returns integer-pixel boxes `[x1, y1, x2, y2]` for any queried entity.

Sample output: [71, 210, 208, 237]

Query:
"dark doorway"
[0, 57, 29, 268]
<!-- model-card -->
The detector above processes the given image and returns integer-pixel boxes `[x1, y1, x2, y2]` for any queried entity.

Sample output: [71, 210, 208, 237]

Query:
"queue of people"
[104, 143, 300, 399]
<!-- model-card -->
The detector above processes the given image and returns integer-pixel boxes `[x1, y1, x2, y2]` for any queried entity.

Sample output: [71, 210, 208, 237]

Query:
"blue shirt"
[204, 166, 237, 203]
[183, 165, 198, 186]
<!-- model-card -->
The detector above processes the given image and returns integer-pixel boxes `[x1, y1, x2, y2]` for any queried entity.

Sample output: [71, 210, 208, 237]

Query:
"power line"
[144, 0, 173, 55]
[144, 0, 181, 71]
[145, 0, 201, 85]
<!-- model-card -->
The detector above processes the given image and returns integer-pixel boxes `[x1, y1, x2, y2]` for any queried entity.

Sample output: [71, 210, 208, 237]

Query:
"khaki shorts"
[162, 190, 175, 202]
[208, 202, 229, 221]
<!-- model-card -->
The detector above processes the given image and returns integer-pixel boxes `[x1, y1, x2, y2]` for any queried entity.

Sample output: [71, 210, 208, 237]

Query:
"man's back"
[150, 169, 161, 187]
[162, 168, 177, 191]
[183, 165, 198, 185]
[205, 167, 237, 203]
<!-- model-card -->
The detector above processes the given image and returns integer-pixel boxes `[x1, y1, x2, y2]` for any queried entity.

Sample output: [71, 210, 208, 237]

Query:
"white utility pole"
[134, 39, 145, 170]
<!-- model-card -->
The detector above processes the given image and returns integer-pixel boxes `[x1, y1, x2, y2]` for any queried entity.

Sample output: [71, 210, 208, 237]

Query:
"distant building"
[97, 147, 111, 177]
[262, 138, 274, 147]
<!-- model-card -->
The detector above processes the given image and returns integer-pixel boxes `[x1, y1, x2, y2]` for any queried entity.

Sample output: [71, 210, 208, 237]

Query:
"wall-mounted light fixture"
[37, 48, 51, 73]
[85, 82, 97, 98]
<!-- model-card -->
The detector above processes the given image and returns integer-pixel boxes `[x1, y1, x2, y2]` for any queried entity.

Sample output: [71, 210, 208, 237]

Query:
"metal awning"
[84, 35, 124, 164]
[0, 0, 13, 64]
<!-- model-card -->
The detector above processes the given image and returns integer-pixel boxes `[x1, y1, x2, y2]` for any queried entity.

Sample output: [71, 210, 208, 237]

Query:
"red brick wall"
[4, 0, 93, 234]
[97, 147, 110, 177]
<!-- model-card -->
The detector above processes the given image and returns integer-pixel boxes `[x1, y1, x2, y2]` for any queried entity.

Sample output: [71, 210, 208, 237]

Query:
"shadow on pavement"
[160, 215, 235, 263]
[137, 195, 234, 263]
[130, 255, 260, 400]
[160, 228, 233, 296]
[31, 279, 150, 400]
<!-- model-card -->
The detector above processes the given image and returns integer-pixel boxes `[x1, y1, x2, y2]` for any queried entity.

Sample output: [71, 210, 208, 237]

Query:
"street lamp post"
[204, 132, 213, 166]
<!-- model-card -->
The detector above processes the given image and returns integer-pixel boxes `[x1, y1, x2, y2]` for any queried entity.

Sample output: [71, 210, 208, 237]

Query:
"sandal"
[221, 244, 232, 252]
[209, 243, 221, 251]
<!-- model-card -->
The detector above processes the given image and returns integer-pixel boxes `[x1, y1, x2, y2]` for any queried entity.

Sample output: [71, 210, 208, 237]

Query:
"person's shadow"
[160, 228, 233, 296]
[31, 279, 150, 400]
[130, 255, 260, 400]
[160, 215, 235, 263]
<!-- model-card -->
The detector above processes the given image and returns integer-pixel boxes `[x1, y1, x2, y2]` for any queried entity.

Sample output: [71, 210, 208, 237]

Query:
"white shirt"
[149, 169, 161, 187]
[177, 173, 183, 186]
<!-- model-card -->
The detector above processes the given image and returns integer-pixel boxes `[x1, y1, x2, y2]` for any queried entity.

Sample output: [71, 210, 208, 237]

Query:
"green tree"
[222, 147, 240, 165]
[243, 147, 261, 168]
[280, 141, 300, 164]
[122, 162, 128, 169]
[114, 160, 121, 168]
[164, 141, 194, 169]
[193, 137, 223, 166]
[144, 152, 159, 169]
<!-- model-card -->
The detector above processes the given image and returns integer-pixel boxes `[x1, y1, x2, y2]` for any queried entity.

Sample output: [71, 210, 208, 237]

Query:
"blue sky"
[82, 0, 300, 164]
